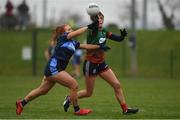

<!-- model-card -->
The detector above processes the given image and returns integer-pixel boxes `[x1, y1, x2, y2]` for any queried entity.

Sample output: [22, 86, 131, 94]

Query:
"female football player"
[63, 12, 138, 115]
[16, 22, 108, 116]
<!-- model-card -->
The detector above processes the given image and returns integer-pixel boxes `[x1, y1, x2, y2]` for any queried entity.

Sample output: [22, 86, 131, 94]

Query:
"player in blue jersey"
[16, 22, 109, 116]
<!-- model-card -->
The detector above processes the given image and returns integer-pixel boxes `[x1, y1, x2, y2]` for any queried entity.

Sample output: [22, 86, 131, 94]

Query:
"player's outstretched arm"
[67, 27, 88, 39]
[107, 29, 128, 42]
[67, 21, 99, 39]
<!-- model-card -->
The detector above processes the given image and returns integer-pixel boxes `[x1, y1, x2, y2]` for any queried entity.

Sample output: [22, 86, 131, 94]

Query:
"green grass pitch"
[0, 76, 180, 119]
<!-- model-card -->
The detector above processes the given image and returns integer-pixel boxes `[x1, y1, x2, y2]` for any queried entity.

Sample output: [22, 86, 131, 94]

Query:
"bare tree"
[157, 0, 180, 29]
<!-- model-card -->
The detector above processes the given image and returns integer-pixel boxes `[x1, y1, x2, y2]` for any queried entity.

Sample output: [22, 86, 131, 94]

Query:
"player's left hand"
[120, 29, 128, 37]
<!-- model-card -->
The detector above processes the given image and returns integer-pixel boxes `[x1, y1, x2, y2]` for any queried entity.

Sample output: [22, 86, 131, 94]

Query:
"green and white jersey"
[86, 28, 109, 63]
[87, 28, 108, 45]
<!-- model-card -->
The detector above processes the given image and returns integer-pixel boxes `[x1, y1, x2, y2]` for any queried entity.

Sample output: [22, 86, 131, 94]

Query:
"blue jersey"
[53, 32, 80, 61]
[44, 32, 80, 77]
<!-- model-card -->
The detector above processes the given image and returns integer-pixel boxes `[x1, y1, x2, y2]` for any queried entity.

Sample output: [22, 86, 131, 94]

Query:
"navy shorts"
[44, 57, 68, 77]
[83, 60, 109, 76]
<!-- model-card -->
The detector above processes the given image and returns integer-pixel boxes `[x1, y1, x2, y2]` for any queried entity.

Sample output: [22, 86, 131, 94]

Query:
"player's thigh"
[50, 71, 78, 89]
[99, 68, 120, 88]
[84, 75, 96, 93]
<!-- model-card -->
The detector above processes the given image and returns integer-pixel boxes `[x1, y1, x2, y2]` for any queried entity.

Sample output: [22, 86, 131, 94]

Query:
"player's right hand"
[90, 15, 99, 21]
[87, 20, 99, 31]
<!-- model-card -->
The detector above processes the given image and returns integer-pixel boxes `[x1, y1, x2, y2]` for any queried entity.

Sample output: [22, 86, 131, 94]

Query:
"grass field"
[0, 75, 180, 119]
[0, 29, 180, 119]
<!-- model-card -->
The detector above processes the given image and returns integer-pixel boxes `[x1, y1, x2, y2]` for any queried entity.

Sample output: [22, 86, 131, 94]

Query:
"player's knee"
[70, 81, 78, 91]
[86, 91, 93, 97]
[113, 82, 121, 90]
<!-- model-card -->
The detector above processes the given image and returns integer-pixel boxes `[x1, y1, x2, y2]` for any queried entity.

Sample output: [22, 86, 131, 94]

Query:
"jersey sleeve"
[101, 28, 112, 38]
[103, 28, 112, 38]
[73, 41, 80, 49]
[106, 32, 113, 38]
[106, 31, 124, 42]
[103, 28, 124, 42]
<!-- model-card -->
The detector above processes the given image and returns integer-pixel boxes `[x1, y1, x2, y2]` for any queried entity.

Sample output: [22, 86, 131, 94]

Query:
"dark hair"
[90, 12, 104, 21]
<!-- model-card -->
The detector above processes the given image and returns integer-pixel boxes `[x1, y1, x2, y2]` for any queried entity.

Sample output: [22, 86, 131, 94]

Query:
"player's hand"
[90, 15, 99, 21]
[99, 44, 111, 51]
[87, 20, 99, 31]
[120, 29, 128, 37]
